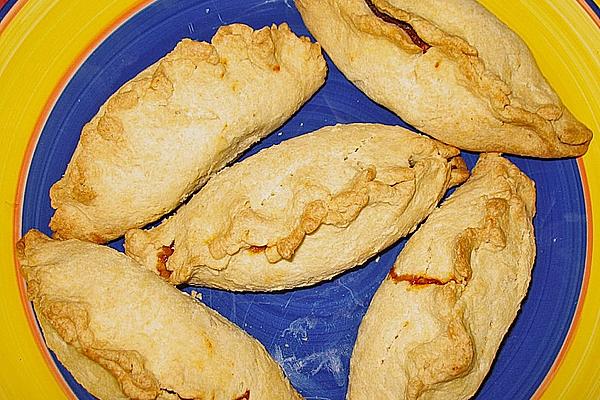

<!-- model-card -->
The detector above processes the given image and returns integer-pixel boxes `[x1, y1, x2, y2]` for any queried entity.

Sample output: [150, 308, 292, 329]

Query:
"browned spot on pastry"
[173, 39, 220, 66]
[406, 315, 474, 399]
[536, 104, 562, 121]
[156, 242, 174, 279]
[272, 64, 281, 72]
[324, 167, 374, 227]
[452, 198, 508, 282]
[452, 228, 478, 282]
[24, 278, 41, 300]
[97, 114, 124, 141]
[69, 161, 97, 204]
[88, 232, 105, 244]
[78, 122, 96, 145]
[277, 225, 307, 260]
[85, 347, 160, 399]
[364, 0, 431, 53]
[246, 25, 279, 70]
[107, 90, 139, 112]
[449, 156, 470, 187]
[301, 200, 329, 233]
[388, 271, 455, 286]
[558, 122, 593, 146]
[234, 390, 250, 400]
[15, 233, 31, 259]
[149, 66, 174, 100]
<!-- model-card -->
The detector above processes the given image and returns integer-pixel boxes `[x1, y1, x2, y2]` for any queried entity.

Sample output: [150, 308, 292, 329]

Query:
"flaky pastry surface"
[50, 23, 326, 243]
[125, 123, 468, 291]
[348, 153, 536, 399]
[296, 0, 592, 157]
[17, 230, 302, 400]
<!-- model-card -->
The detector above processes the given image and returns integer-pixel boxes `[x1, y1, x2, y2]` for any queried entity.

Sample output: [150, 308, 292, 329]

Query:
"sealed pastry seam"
[161, 153, 456, 283]
[348, 154, 536, 399]
[386, 197, 510, 399]
[17, 230, 302, 399]
[148, 160, 425, 282]
[207, 164, 416, 265]
[40, 301, 160, 400]
[124, 123, 468, 291]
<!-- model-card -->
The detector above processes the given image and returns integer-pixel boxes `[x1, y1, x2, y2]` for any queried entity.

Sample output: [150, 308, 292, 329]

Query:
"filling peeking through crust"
[364, 0, 431, 53]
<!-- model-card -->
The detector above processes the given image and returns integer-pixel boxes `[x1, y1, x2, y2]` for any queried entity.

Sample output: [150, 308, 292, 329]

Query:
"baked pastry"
[17, 230, 302, 400]
[50, 23, 326, 243]
[348, 153, 536, 399]
[125, 123, 469, 291]
[295, 0, 593, 157]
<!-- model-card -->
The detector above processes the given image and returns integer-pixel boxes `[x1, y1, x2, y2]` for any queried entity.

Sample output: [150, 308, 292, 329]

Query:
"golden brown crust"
[405, 306, 475, 400]
[39, 300, 160, 400]
[296, 0, 593, 157]
[124, 123, 468, 291]
[50, 23, 326, 243]
[348, 153, 536, 399]
[17, 230, 302, 400]
[206, 165, 415, 264]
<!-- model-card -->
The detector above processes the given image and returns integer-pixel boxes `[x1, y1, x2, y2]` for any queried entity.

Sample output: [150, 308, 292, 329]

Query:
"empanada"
[17, 230, 302, 400]
[348, 153, 536, 399]
[50, 23, 326, 243]
[296, 0, 593, 157]
[125, 123, 469, 291]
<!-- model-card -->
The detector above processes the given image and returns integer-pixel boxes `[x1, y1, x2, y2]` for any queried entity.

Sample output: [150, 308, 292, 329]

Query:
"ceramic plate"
[1, 0, 599, 399]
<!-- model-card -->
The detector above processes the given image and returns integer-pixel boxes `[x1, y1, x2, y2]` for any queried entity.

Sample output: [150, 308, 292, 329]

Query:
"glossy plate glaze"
[1, 1, 599, 399]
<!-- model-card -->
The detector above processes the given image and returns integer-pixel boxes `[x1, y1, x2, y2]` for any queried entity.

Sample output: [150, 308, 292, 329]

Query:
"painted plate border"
[0, 0, 598, 399]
